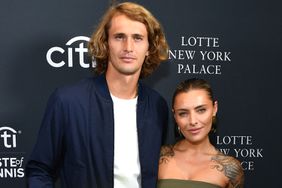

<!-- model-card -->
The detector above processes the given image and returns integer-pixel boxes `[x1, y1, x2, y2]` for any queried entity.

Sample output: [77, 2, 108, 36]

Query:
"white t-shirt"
[111, 94, 141, 188]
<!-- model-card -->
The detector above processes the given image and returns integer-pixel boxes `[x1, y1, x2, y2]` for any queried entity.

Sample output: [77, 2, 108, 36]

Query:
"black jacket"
[26, 74, 169, 188]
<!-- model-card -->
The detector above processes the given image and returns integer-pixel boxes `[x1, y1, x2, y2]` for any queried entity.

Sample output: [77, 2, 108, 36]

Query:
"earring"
[178, 127, 184, 137]
[210, 116, 217, 133]
[212, 116, 216, 124]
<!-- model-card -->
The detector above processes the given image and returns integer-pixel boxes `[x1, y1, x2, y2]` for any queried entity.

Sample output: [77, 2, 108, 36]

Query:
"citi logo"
[46, 36, 95, 68]
[0, 127, 20, 148]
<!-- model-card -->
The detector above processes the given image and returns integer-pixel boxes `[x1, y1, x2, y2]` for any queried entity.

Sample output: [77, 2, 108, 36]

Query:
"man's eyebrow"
[113, 33, 126, 36]
[132, 33, 144, 37]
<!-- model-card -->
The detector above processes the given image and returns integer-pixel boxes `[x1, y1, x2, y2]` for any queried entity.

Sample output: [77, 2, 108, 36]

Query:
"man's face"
[107, 14, 149, 77]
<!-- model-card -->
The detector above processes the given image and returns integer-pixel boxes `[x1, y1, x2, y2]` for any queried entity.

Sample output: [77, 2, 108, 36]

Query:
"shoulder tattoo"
[159, 145, 174, 164]
[211, 153, 244, 188]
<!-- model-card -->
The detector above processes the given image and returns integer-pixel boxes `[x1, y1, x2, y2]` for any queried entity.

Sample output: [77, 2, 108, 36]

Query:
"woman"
[158, 78, 244, 188]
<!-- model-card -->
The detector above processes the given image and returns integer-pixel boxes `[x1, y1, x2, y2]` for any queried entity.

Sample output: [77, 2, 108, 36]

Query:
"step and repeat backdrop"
[1, 0, 281, 187]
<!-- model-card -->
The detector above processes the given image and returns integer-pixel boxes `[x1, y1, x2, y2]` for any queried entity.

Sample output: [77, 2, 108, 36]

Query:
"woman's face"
[173, 89, 218, 144]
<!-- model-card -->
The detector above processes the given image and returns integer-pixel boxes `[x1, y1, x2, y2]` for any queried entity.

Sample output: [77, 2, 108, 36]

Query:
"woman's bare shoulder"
[159, 145, 175, 164]
[211, 152, 244, 188]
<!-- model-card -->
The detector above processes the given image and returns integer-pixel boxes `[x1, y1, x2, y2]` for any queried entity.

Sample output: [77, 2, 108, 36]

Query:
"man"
[26, 2, 169, 188]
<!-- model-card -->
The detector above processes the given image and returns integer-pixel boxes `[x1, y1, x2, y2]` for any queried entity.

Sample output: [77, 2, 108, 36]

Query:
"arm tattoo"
[159, 145, 174, 164]
[211, 153, 244, 188]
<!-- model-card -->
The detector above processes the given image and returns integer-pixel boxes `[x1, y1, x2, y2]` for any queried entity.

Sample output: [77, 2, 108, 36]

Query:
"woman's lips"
[188, 127, 202, 134]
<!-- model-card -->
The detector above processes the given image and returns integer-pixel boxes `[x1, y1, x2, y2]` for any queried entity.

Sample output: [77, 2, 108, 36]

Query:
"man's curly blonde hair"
[88, 2, 169, 78]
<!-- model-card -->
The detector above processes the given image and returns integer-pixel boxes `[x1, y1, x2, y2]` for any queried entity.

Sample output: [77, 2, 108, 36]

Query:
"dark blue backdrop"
[1, 0, 281, 187]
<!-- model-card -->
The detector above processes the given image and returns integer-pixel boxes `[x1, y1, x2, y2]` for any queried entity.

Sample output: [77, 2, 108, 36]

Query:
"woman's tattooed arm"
[159, 145, 174, 164]
[211, 153, 244, 188]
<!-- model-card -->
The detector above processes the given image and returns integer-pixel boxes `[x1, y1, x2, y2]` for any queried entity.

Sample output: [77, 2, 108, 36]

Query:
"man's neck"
[106, 72, 139, 99]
